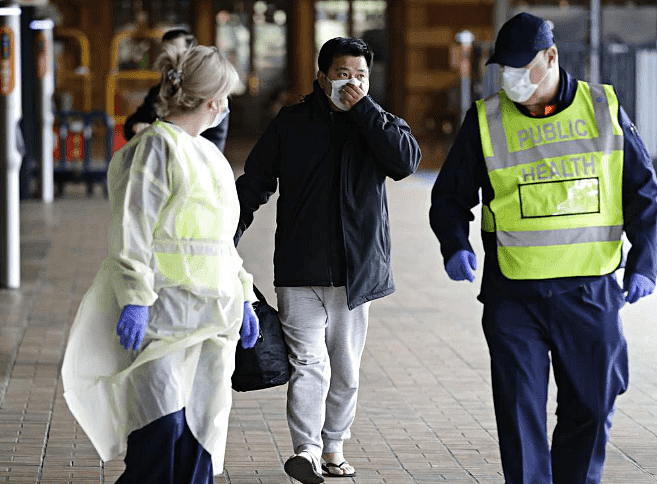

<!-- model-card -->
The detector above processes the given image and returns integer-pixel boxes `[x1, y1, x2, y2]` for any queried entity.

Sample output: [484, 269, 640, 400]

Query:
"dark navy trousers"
[482, 276, 629, 484]
[115, 408, 213, 484]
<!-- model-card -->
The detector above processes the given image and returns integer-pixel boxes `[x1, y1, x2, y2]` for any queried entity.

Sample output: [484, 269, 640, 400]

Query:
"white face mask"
[327, 77, 369, 111]
[501, 56, 550, 103]
[210, 105, 229, 129]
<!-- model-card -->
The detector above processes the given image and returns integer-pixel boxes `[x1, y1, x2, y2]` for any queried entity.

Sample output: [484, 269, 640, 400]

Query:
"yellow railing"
[109, 28, 166, 72]
[106, 28, 166, 131]
[105, 70, 161, 125]
[55, 27, 92, 111]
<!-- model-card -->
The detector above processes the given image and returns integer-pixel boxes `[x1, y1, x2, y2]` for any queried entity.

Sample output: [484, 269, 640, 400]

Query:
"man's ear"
[317, 71, 330, 94]
[547, 46, 558, 67]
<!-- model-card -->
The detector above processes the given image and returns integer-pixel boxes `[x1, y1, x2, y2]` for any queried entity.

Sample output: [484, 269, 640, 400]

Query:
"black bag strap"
[252, 284, 267, 305]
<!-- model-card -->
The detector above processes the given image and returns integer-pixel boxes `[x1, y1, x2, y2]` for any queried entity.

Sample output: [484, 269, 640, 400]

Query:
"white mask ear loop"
[208, 98, 229, 129]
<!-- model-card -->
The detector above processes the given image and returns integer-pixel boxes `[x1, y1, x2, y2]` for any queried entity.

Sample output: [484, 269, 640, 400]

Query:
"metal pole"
[455, 29, 474, 125]
[0, 3, 22, 289]
[31, 18, 54, 203]
[589, 0, 601, 83]
[494, 0, 509, 39]
[486, 0, 510, 96]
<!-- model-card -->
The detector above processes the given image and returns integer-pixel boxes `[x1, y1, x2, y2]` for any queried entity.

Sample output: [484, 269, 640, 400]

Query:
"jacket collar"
[310, 80, 333, 114]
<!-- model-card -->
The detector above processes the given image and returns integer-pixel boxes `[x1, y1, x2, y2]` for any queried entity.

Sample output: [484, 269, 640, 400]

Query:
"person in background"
[234, 37, 421, 483]
[429, 12, 657, 484]
[62, 43, 258, 484]
[123, 28, 231, 153]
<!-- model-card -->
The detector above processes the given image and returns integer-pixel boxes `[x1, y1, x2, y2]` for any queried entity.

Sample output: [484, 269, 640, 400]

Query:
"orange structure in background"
[106, 28, 165, 153]
[52, 29, 91, 165]
[52, 128, 84, 163]
[54, 28, 92, 111]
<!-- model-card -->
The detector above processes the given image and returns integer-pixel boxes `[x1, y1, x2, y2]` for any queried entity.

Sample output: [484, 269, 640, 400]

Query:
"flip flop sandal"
[321, 461, 357, 478]
[284, 453, 325, 484]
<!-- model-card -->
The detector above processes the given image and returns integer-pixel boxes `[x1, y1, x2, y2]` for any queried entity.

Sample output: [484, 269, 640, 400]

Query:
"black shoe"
[284, 452, 325, 484]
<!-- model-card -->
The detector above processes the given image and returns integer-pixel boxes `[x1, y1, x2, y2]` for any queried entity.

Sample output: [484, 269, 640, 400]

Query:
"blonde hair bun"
[155, 44, 239, 118]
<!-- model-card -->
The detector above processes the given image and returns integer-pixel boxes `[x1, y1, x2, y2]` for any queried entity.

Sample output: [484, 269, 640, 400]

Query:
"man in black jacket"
[123, 28, 230, 152]
[234, 37, 420, 483]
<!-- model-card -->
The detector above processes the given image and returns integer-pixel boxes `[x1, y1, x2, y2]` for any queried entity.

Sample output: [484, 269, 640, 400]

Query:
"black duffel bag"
[232, 285, 291, 392]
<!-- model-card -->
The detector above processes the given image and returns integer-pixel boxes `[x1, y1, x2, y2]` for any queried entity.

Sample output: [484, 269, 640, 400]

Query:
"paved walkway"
[1, 163, 657, 483]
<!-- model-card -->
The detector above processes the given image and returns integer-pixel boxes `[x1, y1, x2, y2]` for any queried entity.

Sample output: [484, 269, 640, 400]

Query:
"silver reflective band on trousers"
[0, 7, 22, 289]
[276, 286, 370, 457]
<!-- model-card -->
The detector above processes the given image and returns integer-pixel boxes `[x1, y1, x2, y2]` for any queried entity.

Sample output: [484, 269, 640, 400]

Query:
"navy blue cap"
[486, 12, 555, 68]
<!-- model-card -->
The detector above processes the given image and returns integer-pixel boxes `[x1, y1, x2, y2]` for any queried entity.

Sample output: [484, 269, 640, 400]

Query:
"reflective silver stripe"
[497, 225, 623, 247]
[589, 83, 610, 144]
[484, 83, 623, 171]
[153, 239, 234, 256]
[491, 136, 624, 170]
[485, 95, 507, 160]
[588, 83, 623, 155]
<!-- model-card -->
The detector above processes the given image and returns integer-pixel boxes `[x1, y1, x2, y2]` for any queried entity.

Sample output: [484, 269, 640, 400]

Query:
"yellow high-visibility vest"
[476, 81, 624, 279]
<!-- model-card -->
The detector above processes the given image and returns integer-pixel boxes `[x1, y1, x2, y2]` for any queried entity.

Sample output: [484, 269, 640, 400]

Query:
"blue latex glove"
[117, 305, 150, 351]
[445, 250, 477, 282]
[240, 301, 260, 349]
[624, 273, 655, 304]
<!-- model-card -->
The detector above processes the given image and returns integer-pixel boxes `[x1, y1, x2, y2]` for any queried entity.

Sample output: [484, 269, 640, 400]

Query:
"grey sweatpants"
[275, 286, 370, 459]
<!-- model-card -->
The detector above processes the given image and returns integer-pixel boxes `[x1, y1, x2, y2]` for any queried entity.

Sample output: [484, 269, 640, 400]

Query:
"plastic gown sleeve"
[107, 135, 173, 309]
[238, 266, 257, 304]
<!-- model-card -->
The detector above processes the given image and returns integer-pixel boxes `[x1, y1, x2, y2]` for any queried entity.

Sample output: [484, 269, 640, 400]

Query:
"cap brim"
[485, 50, 538, 68]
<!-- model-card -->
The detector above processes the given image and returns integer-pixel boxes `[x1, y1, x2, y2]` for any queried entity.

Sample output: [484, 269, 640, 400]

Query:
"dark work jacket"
[429, 68, 657, 303]
[123, 83, 230, 152]
[235, 81, 421, 309]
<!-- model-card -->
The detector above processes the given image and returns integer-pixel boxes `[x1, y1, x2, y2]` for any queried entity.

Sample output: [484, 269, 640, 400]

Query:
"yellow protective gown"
[61, 120, 256, 474]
